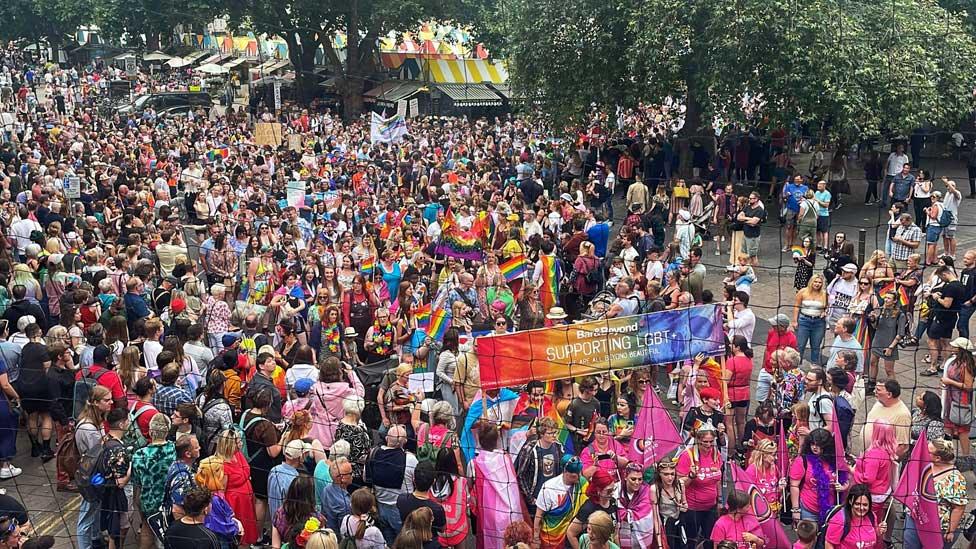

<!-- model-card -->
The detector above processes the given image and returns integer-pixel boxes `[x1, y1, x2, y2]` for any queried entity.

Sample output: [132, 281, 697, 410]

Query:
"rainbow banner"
[500, 255, 527, 282]
[476, 305, 726, 391]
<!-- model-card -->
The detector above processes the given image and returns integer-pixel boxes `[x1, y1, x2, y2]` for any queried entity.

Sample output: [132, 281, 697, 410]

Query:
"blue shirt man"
[267, 444, 303, 521]
[586, 217, 611, 258]
[782, 177, 809, 214]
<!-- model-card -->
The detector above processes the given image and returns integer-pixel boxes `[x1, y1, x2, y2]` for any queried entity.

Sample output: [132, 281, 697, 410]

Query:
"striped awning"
[435, 83, 503, 106]
[427, 59, 508, 84]
[364, 81, 426, 106]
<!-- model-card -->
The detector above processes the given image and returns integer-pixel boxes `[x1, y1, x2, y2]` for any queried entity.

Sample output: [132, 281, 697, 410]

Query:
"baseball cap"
[283, 439, 308, 460]
[93, 345, 112, 364]
[222, 334, 241, 348]
[294, 378, 314, 395]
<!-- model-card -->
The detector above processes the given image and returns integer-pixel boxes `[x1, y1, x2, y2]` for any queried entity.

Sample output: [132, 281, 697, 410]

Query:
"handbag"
[948, 396, 974, 426]
[672, 186, 690, 199]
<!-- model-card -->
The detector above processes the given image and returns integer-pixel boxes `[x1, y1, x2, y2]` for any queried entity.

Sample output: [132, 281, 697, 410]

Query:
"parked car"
[116, 92, 213, 116]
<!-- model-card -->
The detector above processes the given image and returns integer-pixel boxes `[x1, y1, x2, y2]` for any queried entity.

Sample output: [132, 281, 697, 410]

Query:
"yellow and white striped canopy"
[426, 59, 508, 84]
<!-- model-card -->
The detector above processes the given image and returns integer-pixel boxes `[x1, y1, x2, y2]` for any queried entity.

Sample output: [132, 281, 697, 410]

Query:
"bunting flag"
[473, 449, 528, 549]
[414, 302, 432, 329]
[435, 208, 486, 260]
[730, 464, 792, 549]
[460, 389, 519, 462]
[628, 384, 683, 467]
[360, 256, 375, 276]
[540, 477, 589, 549]
[500, 255, 528, 282]
[893, 430, 943, 549]
[539, 255, 559, 312]
[370, 112, 408, 144]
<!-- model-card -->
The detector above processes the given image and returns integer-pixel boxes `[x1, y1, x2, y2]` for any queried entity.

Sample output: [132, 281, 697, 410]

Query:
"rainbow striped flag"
[360, 256, 375, 276]
[426, 308, 451, 343]
[877, 281, 895, 297]
[500, 255, 528, 282]
[415, 302, 432, 329]
[539, 477, 589, 548]
[898, 286, 910, 307]
[539, 255, 560, 312]
[206, 147, 229, 161]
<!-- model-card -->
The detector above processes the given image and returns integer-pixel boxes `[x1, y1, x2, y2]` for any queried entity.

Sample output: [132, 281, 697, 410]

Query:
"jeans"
[903, 515, 958, 549]
[914, 319, 930, 341]
[207, 332, 225, 356]
[799, 502, 819, 522]
[755, 369, 774, 403]
[796, 315, 826, 365]
[76, 497, 101, 549]
[377, 502, 402, 546]
[958, 304, 975, 339]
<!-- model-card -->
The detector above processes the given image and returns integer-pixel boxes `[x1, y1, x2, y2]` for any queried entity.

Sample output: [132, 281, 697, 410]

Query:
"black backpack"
[72, 368, 108, 419]
[76, 436, 112, 502]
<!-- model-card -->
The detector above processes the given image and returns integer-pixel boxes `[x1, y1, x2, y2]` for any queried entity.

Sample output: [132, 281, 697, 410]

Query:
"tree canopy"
[494, 0, 976, 138]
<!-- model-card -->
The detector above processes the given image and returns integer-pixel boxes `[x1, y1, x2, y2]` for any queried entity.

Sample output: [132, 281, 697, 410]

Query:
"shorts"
[928, 318, 955, 340]
[715, 217, 730, 238]
[944, 225, 957, 238]
[743, 236, 761, 257]
[731, 400, 750, 409]
[785, 211, 799, 227]
[816, 216, 830, 233]
[925, 224, 943, 243]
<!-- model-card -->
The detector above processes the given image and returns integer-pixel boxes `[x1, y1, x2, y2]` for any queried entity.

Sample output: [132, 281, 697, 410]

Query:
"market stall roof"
[196, 63, 229, 75]
[166, 56, 191, 67]
[253, 58, 291, 75]
[142, 51, 172, 62]
[427, 59, 508, 84]
[435, 83, 503, 106]
[199, 52, 232, 65]
[222, 57, 251, 69]
[182, 50, 209, 64]
[364, 81, 426, 106]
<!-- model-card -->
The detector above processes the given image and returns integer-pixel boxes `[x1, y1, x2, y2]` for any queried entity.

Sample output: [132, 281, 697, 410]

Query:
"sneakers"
[0, 466, 22, 480]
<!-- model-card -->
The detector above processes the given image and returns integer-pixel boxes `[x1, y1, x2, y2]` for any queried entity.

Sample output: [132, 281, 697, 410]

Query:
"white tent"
[166, 57, 191, 68]
[143, 51, 172, 62]
[196, 63, 229, 75]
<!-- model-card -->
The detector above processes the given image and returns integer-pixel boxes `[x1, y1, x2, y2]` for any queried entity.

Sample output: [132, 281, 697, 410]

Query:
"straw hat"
[546, 307, 567, 320]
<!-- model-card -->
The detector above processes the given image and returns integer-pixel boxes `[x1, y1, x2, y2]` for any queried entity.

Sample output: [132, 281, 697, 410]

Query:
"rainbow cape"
[540, 477, 589, 548]
[539, 255, 560, 311]
[500, 255, 528, 282]
[511, 395, 574, 455]
[435, 209, 485, 260]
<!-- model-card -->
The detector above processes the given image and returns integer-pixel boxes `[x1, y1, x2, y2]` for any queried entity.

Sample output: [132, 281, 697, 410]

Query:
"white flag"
[370, 112, 408, 144]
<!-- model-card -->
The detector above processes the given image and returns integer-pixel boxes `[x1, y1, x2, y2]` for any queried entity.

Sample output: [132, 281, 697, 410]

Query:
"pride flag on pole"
[414, 302, 432, 329]
[893, 431, 943, 549]
[500, 255, 528, 282]
[425, 308, 451, 343]
[360, 256, 375, 276]
[730, 463, 792, 549]
[539, 255, 559, 312]
[628, 384, 683, 467]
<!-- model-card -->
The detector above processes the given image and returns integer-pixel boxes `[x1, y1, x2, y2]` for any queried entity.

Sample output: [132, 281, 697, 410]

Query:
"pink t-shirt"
[789, 455, 835, 514]
[745, 464, 780, 507]
[709, 514, 762, 549]
[853, 447, 893, 500]
[825, 510, 878, 549]
[676, 448, 723, 511]
[581, 438, 625, 478]
[420, 424, 456, 449]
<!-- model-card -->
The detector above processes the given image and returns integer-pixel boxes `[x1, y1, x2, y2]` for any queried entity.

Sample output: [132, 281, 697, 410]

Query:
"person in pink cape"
[853, 419, 897, 545]
[825, 484, 887, 549]
[469, 424, 526, 549]
[676, 420, 724, 549]
[709, 489, 764, 549]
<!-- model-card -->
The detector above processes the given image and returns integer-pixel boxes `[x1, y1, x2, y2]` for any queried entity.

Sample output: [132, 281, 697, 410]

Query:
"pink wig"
[870, 419, 898, 458]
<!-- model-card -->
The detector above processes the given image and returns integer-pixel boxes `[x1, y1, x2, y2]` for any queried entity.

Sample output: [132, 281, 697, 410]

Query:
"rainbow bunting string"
[500, 255, 528, 282]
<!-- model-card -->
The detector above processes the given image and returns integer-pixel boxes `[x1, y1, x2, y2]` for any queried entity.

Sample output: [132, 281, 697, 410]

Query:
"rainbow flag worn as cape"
[540, 477, 589, 548]
[500, 255, 528, 282]
[539, 255, 560, 312]
[436, 208, 485, 261]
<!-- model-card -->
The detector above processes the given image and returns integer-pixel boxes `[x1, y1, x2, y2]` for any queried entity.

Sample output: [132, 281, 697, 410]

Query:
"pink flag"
[473, 450, 528, 549]
[829, 400, 850, 474]
[777, 419, 789, 480]
[629, 385, 683, 466]
[730, 463, 792, 549]
[893, 431, 943, 549]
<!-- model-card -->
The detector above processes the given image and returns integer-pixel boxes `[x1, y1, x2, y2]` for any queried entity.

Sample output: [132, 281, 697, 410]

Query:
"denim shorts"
[926, 224, 943, 243]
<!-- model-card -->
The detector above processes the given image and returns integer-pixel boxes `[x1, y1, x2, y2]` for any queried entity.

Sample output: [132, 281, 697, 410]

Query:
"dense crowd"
[0, 43, 974, 549]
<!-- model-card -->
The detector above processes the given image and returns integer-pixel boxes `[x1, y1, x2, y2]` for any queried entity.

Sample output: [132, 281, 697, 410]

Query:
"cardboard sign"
[288, 133, 303, 152]
[64, 176, 81, 199]
[254, 122, 282, 147]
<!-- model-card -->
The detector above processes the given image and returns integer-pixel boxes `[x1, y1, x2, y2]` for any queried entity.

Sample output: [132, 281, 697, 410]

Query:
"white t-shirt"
[886, 153, 909, 177]
[727, 307, 756, 344]
[535, 474, 577, 512]
[143, 340, 164, 374]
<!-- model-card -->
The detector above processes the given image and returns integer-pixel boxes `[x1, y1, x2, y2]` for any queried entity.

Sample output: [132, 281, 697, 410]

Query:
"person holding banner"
[676, 422, 723, 549]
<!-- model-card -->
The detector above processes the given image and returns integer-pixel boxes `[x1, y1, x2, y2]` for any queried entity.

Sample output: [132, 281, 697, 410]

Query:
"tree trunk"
[340, 78, 366, 121]
[146, 33, 160, 52]
[284, 33, 317, 105]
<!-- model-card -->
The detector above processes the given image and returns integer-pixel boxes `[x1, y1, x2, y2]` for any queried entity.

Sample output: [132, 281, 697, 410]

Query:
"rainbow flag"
[852, 316, 871, 371]
[360, 256, 375, 276]
[539, 477, 589, 548]
[206, 147, 229, 161]
[877, 281, 895, 297]
[898, 286, 910, 307]
[435, 209, 485, 261]
[426, 308, 451, 343]
[474, 211, 496, 246]
[415, 302, 432, 329]
[539, 255, 559, 312]
[500, 255, 527, 282]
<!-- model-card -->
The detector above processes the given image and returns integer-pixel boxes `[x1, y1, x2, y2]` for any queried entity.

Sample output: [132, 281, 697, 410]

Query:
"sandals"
[923, 355, 932, 364]
[920, 368, 940, 376]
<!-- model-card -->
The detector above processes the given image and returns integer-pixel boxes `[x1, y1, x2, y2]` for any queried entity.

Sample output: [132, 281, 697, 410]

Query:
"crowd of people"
[0, 44, 974, 549]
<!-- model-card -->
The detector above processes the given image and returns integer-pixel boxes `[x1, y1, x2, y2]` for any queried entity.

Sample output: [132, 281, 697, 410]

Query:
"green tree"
[0, 0, 88, 60]
[227, 0, 457, 118]
[90, 0, 218, 51]
[495, 0, 976, 146]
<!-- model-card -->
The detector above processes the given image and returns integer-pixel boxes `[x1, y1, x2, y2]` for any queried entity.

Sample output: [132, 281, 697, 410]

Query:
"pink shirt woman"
[853, 420, 898, 521]
[676, 430, 724, 511]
